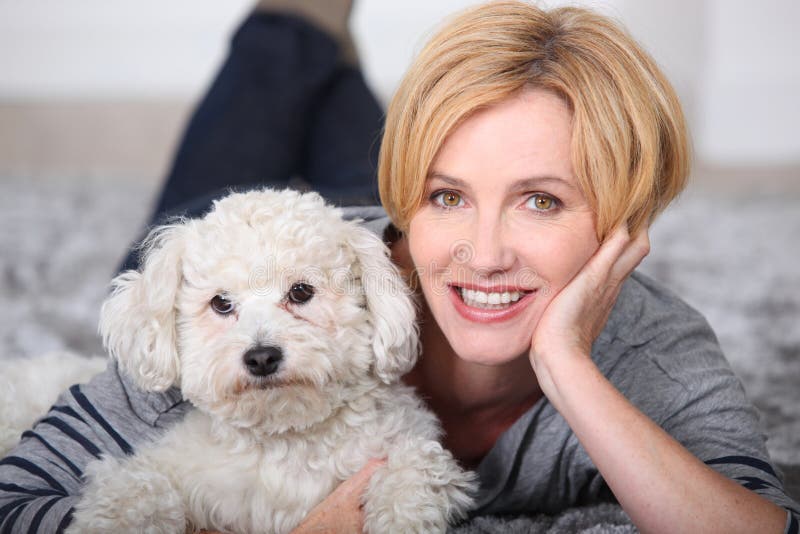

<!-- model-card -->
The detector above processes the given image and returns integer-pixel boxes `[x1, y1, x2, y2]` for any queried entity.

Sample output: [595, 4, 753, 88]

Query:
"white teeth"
[458, 287, 528, 309]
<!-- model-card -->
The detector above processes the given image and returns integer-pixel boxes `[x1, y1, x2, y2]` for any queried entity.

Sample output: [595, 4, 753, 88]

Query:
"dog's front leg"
[362, 440, 476, 534]
[66, 453, 186, 534]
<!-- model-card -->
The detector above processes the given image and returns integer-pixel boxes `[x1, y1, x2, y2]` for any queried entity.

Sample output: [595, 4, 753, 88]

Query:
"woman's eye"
[432, 190, 464, 208]
[210, 294, 235, 315]
[288, 282, 315, 304]
[526, 193, 558, 212]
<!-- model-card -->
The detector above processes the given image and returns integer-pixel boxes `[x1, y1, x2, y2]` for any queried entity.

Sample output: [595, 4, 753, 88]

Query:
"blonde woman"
[301, 2, 799, 531]
[1, 2, 797, 533]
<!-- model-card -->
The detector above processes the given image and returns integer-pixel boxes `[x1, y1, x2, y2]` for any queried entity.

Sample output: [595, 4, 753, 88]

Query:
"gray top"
[1, 207, 798, 533]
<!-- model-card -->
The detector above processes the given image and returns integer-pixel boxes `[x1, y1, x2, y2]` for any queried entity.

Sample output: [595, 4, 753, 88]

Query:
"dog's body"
[76, 384, 461, 534]
[67, 189, 474, 533]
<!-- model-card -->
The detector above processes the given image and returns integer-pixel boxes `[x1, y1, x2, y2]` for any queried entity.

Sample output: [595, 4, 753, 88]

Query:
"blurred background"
[0, 0, 798, 495]
[1, 0, 798, 179]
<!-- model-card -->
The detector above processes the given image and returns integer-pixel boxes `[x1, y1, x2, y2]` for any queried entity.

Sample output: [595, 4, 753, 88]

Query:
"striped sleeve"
[702, 456, 799, 533]
[0, 360, 185, 533]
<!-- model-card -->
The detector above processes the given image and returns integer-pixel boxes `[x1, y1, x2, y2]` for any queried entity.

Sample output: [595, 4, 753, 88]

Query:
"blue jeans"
[121, 12, 383, 270]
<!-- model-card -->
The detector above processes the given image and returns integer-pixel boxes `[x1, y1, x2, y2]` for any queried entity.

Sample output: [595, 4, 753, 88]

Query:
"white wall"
[695, 0, 800, 165]
[0, 0, 798, 166]
[0, 0, 252, 99]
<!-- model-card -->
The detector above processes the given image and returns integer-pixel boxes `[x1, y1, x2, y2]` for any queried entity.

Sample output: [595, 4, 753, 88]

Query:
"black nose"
[243, 345, 283, 377]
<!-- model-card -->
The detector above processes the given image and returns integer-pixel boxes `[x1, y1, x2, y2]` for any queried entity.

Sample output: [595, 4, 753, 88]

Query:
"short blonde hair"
[378, 0, 690, 240]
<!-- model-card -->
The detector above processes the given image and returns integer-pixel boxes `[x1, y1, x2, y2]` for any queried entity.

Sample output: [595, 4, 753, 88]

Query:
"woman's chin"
[446, 335, 532, 368]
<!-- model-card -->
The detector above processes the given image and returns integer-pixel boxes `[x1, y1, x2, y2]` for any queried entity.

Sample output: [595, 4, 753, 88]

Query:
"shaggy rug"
[1, 175, 798, 532]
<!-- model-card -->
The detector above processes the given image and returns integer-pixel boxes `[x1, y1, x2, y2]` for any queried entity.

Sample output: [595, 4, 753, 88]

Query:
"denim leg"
[301, 65, 384, 206]
[120, 11, 383, 271]
[149, 12, 340, 220]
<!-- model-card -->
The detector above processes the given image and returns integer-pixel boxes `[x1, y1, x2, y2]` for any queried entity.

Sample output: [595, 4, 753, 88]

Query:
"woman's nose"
[458, 216, 515, 276]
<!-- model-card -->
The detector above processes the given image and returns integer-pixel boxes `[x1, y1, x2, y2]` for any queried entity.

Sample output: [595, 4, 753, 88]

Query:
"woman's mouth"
[449, 284, 536, 323]
[457, 287, 529, 309]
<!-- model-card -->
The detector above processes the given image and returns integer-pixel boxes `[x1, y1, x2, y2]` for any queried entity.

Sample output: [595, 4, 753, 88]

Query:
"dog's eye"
[210, 295, 235, 315]
[287, 283, 314, 304]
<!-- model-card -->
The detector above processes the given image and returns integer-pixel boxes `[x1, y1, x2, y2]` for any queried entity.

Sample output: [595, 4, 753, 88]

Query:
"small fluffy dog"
[68, 189, 475, 533]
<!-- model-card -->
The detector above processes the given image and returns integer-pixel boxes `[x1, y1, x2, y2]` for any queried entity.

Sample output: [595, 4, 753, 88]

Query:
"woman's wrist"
[531, 346, 599, 411]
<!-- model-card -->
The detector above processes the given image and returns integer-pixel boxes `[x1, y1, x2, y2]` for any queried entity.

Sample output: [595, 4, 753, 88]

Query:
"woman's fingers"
[292, 458, 385, 533]
[578, 225, 630, 291]
[609, 225, 651, 284]
[585, 224, 650, 294]
[339, 458, 385, 500]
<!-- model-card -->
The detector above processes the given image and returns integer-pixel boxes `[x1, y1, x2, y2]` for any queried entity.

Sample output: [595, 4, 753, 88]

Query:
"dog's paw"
[67, 455, 185, 534]
[363, 440, 477, 533]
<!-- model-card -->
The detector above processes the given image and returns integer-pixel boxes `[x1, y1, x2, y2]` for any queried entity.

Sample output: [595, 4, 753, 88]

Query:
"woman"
[301, 2, 799, 531]
[1, 1, 797, 532]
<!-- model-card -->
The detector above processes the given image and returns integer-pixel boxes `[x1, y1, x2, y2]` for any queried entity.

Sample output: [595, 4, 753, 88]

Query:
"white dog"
[67, 189, 475, 533]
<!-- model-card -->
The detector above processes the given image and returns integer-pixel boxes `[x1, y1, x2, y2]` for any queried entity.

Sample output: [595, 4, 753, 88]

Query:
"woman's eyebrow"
[509, 176, 577, 193]
[427, 173, 470, 189]
[427, 172, 576, 192]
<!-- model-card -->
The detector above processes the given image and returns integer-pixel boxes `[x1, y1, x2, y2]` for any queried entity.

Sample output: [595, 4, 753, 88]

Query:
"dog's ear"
[99, 224, 185, 391]
[347, 225, 419, 384]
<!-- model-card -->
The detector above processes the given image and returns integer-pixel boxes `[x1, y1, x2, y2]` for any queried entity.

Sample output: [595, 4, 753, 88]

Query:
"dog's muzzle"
[243, 345, 283, 377]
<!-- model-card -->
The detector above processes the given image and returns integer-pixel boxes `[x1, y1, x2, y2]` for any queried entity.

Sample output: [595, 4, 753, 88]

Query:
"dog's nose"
[243, 345, 283, 377]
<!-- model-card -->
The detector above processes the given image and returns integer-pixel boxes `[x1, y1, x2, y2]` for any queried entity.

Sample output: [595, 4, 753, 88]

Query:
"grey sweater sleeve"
[609, 274, 800, 532]
[0, 360, 187, 533]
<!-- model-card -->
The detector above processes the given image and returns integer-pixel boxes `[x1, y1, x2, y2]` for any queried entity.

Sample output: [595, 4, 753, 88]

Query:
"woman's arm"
[529, 226, 793, 533]
[539, 352, 789, 532]
[0, 361, 182, 532]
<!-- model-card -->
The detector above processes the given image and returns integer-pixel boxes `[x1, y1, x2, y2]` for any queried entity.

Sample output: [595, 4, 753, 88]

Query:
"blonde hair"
[378, 0, 690, 240]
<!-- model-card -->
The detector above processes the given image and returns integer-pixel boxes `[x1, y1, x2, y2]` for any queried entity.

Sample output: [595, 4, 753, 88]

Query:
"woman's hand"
[197, 459, 383, 534]
[291, 458, 385, 534]
[529, 225, 650, 392]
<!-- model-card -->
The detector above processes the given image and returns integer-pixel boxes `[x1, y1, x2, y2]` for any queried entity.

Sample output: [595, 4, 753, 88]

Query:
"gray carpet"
[1, 175, 798, 531]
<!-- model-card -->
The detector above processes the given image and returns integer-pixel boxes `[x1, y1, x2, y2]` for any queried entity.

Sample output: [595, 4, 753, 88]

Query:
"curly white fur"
[69, 189, 475, 533]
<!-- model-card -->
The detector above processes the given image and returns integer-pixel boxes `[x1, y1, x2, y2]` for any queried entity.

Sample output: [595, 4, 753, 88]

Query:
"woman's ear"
[99, 224, 186, 391]
[347, 225, 419, 384]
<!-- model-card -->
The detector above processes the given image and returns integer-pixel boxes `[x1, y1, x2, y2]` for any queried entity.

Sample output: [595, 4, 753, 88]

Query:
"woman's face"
[407, 88, 600, 366]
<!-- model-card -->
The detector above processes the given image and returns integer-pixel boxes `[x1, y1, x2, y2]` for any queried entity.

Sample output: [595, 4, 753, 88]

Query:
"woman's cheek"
[517, 220, 599, 292]
[409, 212, 460, 271]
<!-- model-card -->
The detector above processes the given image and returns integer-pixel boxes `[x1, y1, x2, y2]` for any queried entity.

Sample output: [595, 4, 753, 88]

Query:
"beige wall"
[0, 101, 189, 183]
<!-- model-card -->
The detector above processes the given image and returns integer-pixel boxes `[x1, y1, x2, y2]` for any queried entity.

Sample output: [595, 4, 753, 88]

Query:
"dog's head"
[100, 189, 418, 431]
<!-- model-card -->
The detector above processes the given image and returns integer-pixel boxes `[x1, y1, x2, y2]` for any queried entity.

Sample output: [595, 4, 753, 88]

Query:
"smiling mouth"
[454, 286, 535, 310]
